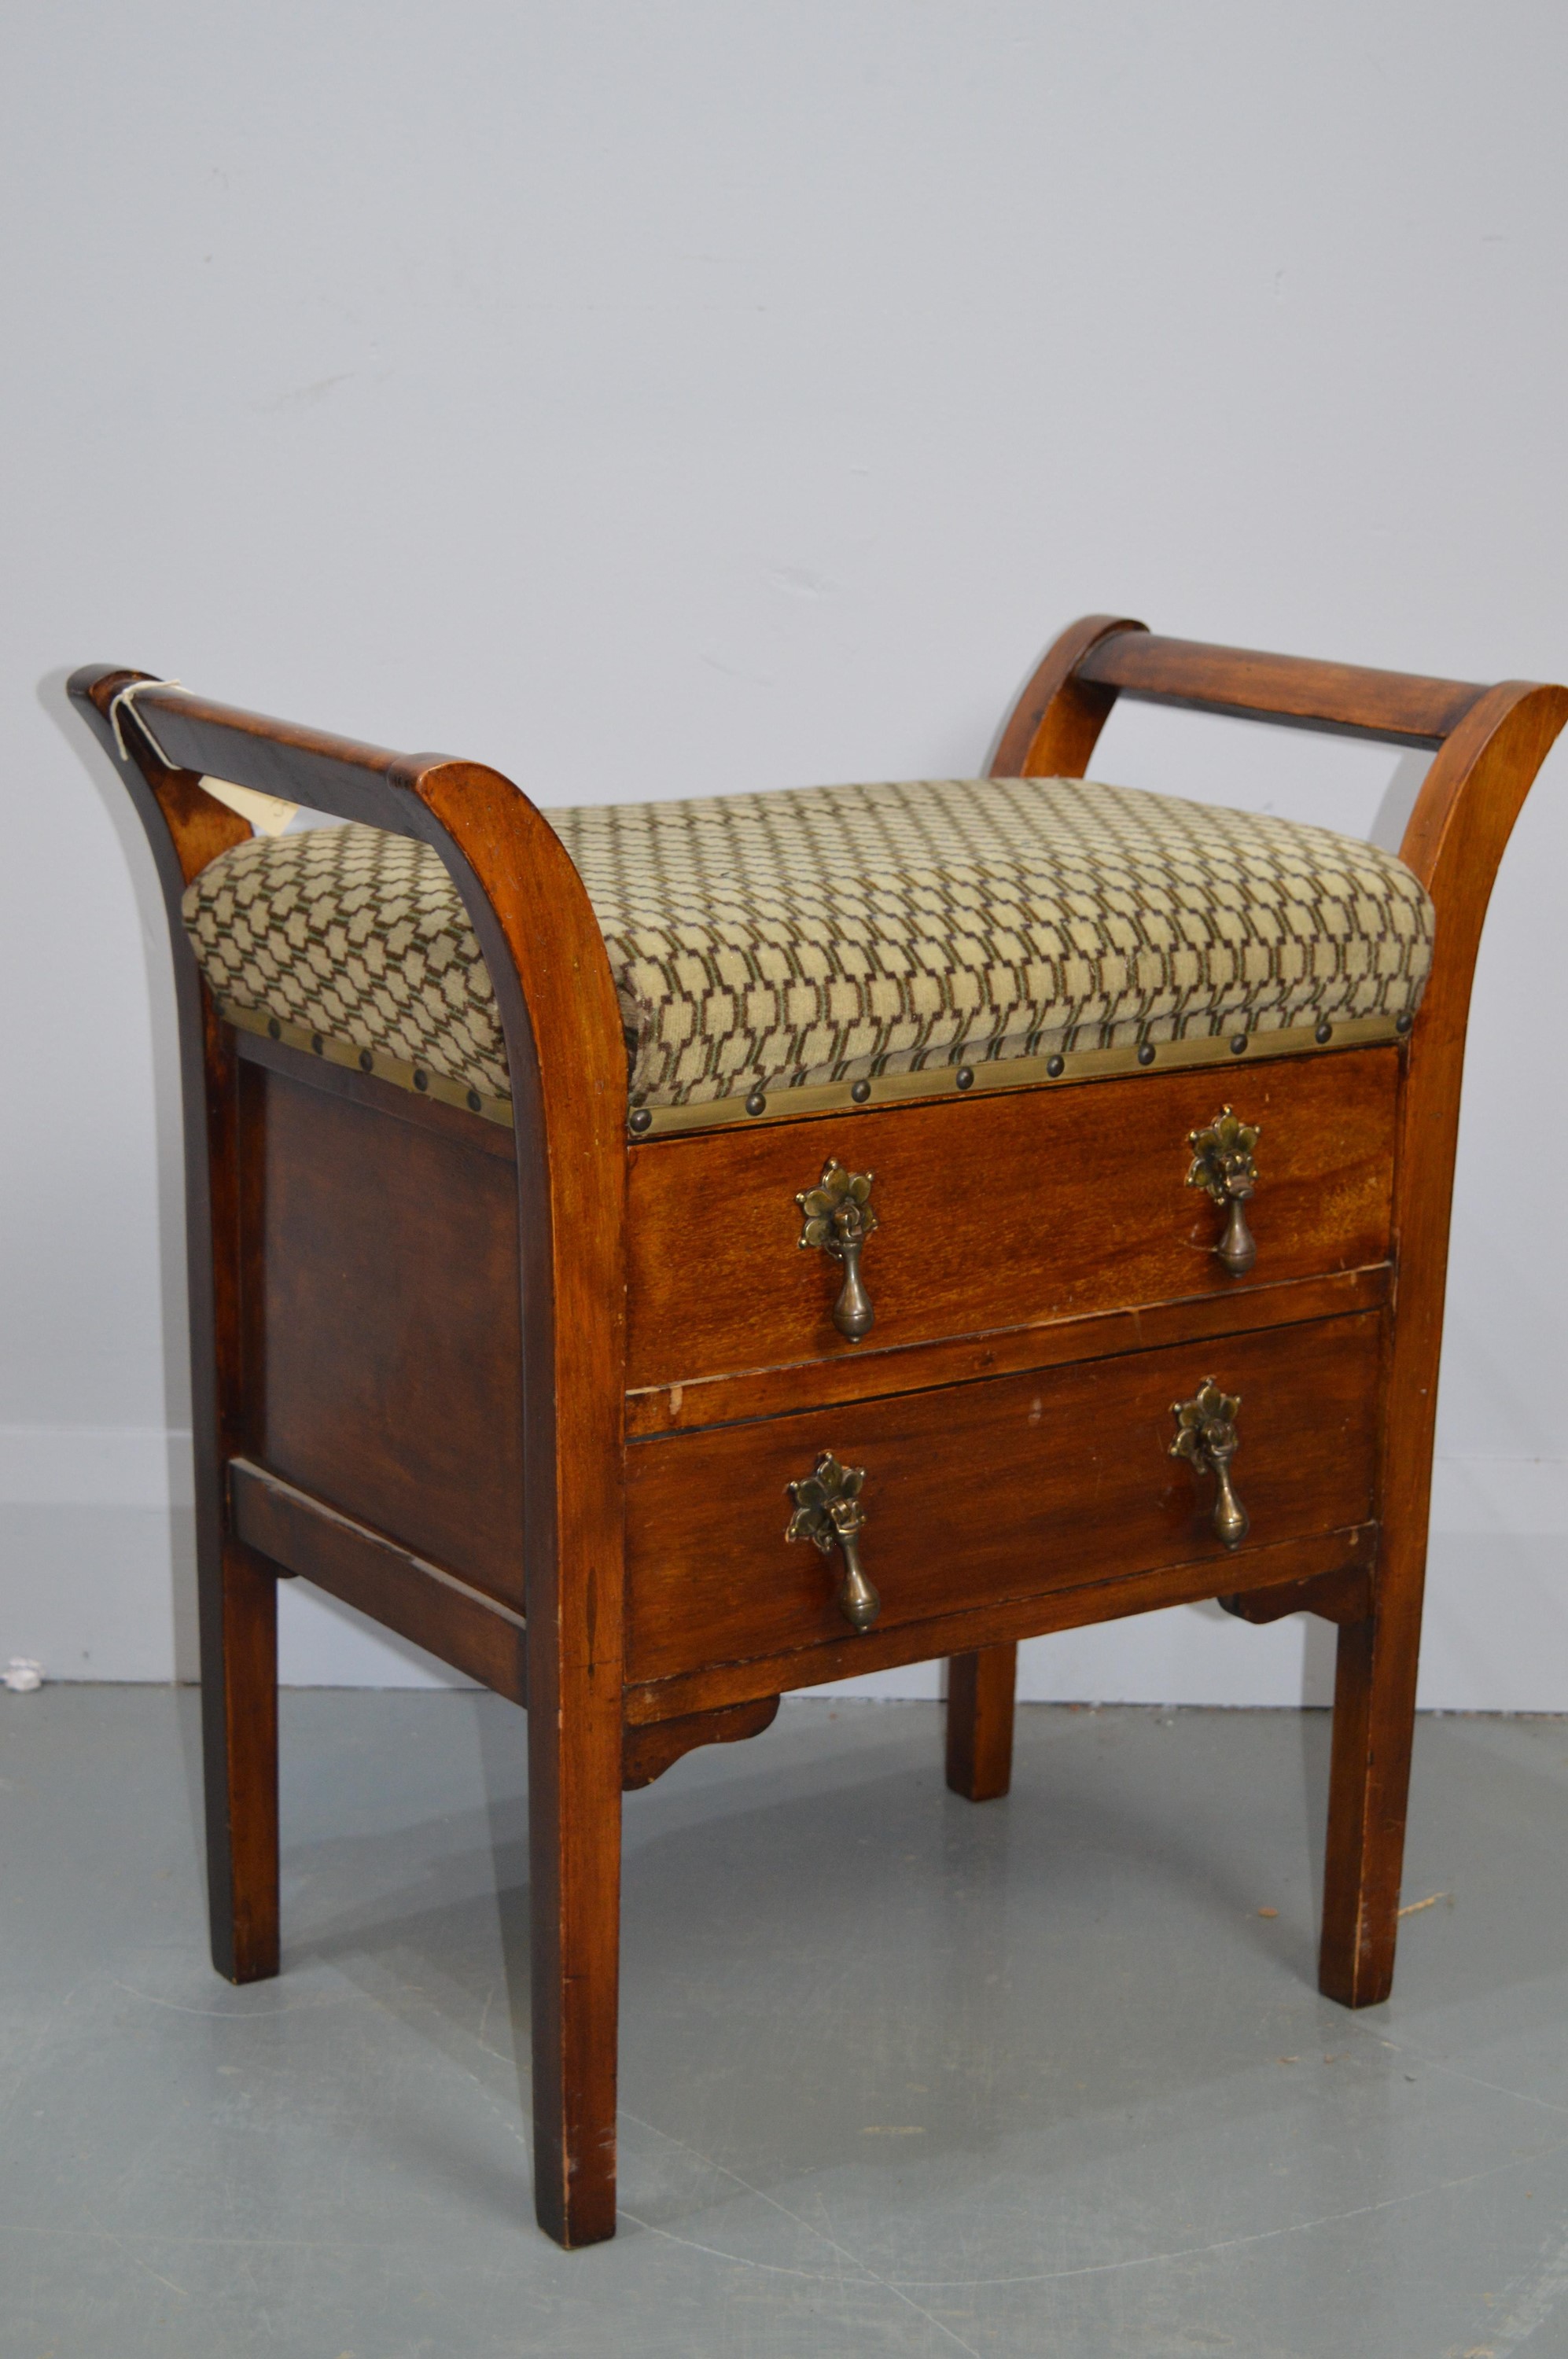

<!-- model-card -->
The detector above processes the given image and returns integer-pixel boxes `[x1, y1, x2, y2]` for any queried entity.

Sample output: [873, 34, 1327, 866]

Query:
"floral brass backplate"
[1170, 1378, 1250, 1549]
[786, 1450, 880, 1632]
[796, 1161, 878, 1341]
[1186, 1107, 1261, 1277]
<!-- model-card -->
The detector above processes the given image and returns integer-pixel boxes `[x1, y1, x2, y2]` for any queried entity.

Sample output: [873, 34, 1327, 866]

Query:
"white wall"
[3, 0, 1566, 1706]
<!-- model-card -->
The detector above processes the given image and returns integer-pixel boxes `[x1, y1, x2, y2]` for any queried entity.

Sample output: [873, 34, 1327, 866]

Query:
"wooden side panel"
[627, 1048, 1397, 1392]
[625, 1310, 1382, 1683]
[242, 1063, 525, 1608]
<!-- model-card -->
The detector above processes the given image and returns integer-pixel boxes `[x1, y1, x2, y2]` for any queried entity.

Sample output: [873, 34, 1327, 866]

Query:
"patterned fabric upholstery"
[181, 776, 1434, 1113]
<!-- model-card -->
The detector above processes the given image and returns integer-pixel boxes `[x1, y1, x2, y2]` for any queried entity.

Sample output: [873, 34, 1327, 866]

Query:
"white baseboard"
[1, 1428, 1563, 1709]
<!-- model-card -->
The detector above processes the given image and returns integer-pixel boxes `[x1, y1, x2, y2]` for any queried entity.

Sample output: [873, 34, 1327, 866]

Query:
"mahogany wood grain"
[945, 1646, 1018, 1801]
[1218, 1564, 1374, 1626]
[230, 1459, 528, 1702]
[628, 1262, 1390, 1437]
[243, 1062, 526, 1608]
[625, 1312, 1382, 1684]
[621, 1697, 780, 1790]
[627, 1049, 1397, 1396]
[988, 616, 1147, 777]
[1076, 631, 1490, 750]
[411, 759, 630, 2250]
[988, 614, 1497, 818]
[92, 679, 440, 833]
[1318, 677, 1568, 2007]
[626, 1524, 1378, 1724]
[204, 1540, 278, 1980]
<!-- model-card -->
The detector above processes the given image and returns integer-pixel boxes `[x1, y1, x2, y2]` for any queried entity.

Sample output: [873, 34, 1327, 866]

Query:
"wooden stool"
[70, 619, 1566, 2247]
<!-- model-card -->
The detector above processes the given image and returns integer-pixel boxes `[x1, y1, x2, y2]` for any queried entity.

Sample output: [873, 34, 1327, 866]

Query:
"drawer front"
[626, 1048, 1397, 1393]
[624, 1311, 1381, 1683]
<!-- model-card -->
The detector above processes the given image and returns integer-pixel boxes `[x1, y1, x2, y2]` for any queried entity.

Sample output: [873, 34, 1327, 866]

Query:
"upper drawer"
[626, 1047, 1397, 1394]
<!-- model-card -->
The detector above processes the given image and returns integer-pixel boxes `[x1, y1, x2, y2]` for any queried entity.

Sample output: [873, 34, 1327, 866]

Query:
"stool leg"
[946, 1643, 1018, 1801]
[528, 1661, 622, 2247]
[192, 1024, 278, 1985]
[1319, 1588, 1421, 2009]
[198, 1540, 280, 1982]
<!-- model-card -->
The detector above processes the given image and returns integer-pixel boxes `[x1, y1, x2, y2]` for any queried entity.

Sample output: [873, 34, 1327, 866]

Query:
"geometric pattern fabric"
[182, 775, 1434, 1113]
[183, 819, 511, 1100]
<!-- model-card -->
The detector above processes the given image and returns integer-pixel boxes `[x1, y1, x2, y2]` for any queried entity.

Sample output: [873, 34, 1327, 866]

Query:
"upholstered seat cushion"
[181, 775, 1434, 1117]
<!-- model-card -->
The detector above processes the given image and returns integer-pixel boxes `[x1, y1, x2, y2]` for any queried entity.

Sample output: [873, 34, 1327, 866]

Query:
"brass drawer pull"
[1186, 1106, 1261, 1277]
[796, 1161, 878, 1341]
[786, 1451, 880, 1632]
[1170, 1378, 1250, 1549]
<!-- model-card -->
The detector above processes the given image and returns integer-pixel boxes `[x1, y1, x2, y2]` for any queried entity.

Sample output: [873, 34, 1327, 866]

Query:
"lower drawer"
[624, 1311, 1381, 1683]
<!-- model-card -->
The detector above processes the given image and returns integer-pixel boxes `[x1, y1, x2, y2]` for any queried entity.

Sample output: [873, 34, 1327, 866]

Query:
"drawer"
[625, 1048, 1397, 1397]
[624, 1310, 1381, 1684]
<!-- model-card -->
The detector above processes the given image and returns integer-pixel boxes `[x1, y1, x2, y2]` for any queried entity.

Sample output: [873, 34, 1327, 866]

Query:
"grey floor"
[4, 1693, 1567, 2359]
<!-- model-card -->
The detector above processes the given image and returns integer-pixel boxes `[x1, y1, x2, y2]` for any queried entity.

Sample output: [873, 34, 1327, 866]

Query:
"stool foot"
[528, 1666, 623, 2248]
[201, 1542, 279, 1985]
[1319, 1602, 1419, 2009]
[946, 1644, 1018, 1801]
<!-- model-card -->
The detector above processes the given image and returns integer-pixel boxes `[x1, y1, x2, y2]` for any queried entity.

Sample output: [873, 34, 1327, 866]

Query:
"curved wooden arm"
[990, 616, 1500, 781]
[988, 613, 1567, 1075]
[987, 615, 1147, 778]
[1073, 631, 1490, 750]
[64, 660, 630, 1846]
[65, 663, 627, 1151]
[1378, 678, 1568, 1496]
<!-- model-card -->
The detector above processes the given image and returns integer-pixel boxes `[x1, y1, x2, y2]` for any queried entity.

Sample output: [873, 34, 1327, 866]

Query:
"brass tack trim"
[220, 998, 1412, 1143]
[629, 1011, 1410, 1136]
[218, 1000, 513, 1128]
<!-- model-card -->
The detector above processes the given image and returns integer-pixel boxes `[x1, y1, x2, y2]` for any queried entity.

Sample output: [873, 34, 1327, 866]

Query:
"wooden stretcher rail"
[229, 1459, 528, 1703]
